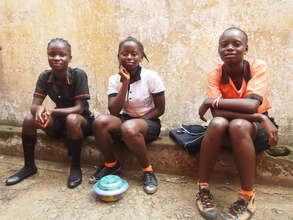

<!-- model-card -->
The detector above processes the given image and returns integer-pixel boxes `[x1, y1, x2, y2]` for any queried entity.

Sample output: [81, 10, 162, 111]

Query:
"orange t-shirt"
[207, 59, 271, 113]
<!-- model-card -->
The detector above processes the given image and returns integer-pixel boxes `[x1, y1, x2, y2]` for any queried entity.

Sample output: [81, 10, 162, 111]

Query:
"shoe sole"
[88, 167, 121, 184]
[220, 211, 254, 220]
[196, 200, 218, 220]
[143, 186, 158, 194]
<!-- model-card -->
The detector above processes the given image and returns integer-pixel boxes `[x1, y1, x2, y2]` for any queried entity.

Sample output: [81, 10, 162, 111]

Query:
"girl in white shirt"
[90, 36, 165, 194]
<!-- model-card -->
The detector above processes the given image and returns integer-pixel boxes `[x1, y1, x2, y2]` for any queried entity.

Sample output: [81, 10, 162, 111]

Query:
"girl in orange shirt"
[196, 27, 278, 220]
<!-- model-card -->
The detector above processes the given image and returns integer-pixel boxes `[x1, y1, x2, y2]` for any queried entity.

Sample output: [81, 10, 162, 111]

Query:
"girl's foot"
[143, 171, 158, 194]
[5, 166, 37, 186]
[222, 191, 256, 220]
[67, 166, 82, 189]
[195, 184, 218, 219]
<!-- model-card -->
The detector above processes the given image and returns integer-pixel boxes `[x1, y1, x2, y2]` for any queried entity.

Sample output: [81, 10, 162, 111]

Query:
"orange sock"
[142, 165, 153, 172]
[239, 189, 256, 197]
[105, 161, 117, 168]
[198, 182, 209, 190]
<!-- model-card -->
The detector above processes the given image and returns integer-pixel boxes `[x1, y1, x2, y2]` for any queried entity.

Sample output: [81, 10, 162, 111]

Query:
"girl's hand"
[35, 106, 46, 125]
[260, 115, 278, 148]
[35, 106, 51, 128]
[119, 65, 130, 81]
[198, 98, 213, 122]
[42, 109, 52, 128]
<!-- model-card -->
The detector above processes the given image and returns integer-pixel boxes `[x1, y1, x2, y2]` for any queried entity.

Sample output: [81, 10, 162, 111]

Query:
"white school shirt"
[108, 67, 165, 117]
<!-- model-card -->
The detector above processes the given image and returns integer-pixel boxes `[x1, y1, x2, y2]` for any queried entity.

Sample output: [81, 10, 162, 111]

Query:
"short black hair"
[47, 38, 71, 54]
[118, 36, 149, 62]
[220, 27, 248, 44]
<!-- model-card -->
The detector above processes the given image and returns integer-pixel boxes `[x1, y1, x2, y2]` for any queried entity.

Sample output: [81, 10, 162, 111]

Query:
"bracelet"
[211, 98, 217, 108]
[215, 97, 221, 108]
[212, 97, 220, 109]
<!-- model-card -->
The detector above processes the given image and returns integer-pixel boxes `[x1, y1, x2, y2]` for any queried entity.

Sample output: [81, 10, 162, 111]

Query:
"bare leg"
[121, 119, 158, 194]
[198, 117, 229, 183]
[92, 114, 122, 163]
[121, 119, 150, 168]
[229, 119, 256, 191]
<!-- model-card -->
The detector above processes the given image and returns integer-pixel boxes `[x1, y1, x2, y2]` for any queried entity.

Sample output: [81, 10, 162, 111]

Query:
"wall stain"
[0, 0, 292, 143]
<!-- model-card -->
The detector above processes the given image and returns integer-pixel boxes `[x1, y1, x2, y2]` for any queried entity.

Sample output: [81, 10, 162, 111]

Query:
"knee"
[209, 117, 229, 131]
[229, 119, 251, 138]
[65, 114, 82, 129]
[23, 113, 36, 127]
[92, 115, 111, 131]
[121, 121, 140, 140]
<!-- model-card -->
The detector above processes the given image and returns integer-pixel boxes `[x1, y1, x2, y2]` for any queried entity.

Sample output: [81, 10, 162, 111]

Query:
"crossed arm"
[198, 97, 278, 147]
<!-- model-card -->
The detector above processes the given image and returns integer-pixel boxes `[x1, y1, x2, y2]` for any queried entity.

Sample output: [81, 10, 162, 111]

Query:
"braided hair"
[118, 36, 149, 62]
[47, 38, 71, 55]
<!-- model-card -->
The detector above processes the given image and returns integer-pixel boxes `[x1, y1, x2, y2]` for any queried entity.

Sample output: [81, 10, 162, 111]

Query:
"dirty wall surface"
[0, 0, 292, 144]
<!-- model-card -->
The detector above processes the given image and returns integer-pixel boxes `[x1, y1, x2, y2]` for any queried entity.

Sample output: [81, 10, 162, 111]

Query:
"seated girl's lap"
[42, 114, 92, 138]
[100, 114, 161, 142]
[208, 117, 268, 151]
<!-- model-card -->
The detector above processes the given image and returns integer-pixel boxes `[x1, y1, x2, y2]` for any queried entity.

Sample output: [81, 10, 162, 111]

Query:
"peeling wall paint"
[0, 0, 292, 144]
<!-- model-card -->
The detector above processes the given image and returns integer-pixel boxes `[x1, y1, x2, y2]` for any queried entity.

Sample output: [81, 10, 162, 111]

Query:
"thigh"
[94, 114, 124, 141]
[121, 118, 161, 142]
[74, 113, 92, 137]
[143, 119, 161, 142]
[121, 118, 149, 136]
[42, 115, 66, 138]
[224, 119, 257, 149]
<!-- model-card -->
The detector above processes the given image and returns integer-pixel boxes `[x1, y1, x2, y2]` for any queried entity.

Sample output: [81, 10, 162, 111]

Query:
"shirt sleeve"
[207, 67, 222, 98]
[73, 69, 90, 100]
[246, 60, 268, 99]
[107, 74, 120, 96]
[148, 71, 165, 95]
[33, 72, 47, 99]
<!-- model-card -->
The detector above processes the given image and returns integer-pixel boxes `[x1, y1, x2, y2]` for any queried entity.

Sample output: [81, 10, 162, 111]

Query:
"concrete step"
[0, 125, 292, 187]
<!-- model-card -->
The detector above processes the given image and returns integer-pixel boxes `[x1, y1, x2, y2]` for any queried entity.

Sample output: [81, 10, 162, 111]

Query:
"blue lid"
[93, 175, 128, 196]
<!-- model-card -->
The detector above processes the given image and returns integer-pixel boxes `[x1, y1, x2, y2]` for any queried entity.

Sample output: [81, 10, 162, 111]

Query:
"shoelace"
[229, 200, 248, 216]
[198, 189, 214, 208]
[144, 172, 155, 185]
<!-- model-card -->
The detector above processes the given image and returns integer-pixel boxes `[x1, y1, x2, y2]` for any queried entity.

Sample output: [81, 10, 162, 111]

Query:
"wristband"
[212, 97, 220, 109]
[215, 97, 220, 108]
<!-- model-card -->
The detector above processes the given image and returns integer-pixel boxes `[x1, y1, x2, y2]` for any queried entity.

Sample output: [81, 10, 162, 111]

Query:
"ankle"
[198, 182, 209, 190]
[105, 161, 118, 168]
[142, 165, 153, 172]
[24, 164, 37, 169]
[238, 189, 256, 201]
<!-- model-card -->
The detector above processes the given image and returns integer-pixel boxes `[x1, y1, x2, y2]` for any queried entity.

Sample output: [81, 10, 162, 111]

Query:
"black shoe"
[5, 166, 37, 186]
[67, 167, 82, 189]
[89, 162, 121, 184]
[195, 188, 218, 219]
[143, 171, 158, 194]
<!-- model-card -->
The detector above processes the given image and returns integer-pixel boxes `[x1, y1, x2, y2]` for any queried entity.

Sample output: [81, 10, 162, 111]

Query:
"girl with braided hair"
[90, 36, 165, 194]
[5, 38, 94, 189]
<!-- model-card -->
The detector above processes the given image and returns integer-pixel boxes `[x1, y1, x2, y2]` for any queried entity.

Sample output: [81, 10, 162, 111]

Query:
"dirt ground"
[0, 154, 292, 220]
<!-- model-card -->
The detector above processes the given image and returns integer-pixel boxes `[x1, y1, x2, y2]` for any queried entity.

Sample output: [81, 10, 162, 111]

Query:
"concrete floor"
[0, 154, 292, 220]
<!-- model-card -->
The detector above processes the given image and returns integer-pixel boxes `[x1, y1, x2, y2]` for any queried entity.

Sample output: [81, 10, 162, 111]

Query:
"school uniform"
[108, 66, 165, 141]
[207, 59, 276, 152]
[33, 67, 93, 137]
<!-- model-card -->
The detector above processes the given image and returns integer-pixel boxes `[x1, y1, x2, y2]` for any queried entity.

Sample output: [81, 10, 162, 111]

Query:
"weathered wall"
[0, 0, 292, 143]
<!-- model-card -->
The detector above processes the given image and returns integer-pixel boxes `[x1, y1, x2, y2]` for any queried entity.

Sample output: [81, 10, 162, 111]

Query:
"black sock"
[66, 139, 83, 168]
[22, 133, 37, 168]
